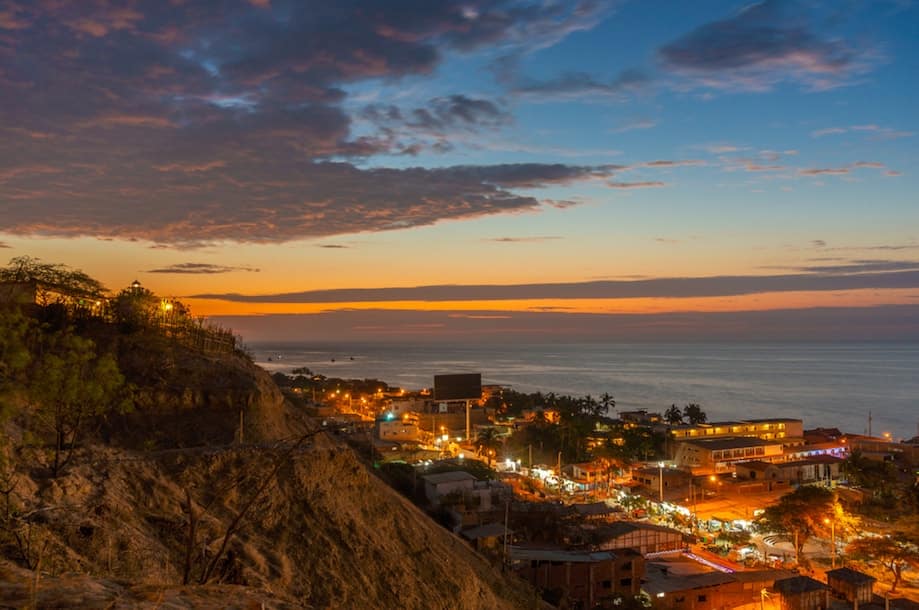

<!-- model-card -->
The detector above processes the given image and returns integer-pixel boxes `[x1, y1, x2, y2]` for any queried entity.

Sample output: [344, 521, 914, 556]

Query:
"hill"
[0, 322, 537, 609]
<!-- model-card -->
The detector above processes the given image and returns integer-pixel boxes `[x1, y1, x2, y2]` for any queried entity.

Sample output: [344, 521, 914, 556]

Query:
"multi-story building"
[668, 418, 804, 443]
[673, 437, 786, 474]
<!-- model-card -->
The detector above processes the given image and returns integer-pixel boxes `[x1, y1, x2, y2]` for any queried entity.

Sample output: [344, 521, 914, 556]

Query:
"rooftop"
[508, 546, 615, 563]
[461, 523, 511, 540]
[774, 576, 829, 595]
[681, 437, 773, 450]
[826, 567, 876, 585]
[572, 502, 617, 517]
[421, 471, 477, 484]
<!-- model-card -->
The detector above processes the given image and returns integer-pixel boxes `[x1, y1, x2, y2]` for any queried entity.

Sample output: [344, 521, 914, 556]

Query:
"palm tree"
[664, 404, 683, 425]
[476, 427, 503, 466]
[600, 392, 616, 414]
[683, 403, 707, 425]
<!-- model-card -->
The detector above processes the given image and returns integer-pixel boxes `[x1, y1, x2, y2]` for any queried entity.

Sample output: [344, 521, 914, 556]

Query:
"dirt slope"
[0, 335, 537, 609]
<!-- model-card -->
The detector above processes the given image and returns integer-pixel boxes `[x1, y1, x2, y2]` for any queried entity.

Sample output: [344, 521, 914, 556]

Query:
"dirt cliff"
[0, 332, 537, 609]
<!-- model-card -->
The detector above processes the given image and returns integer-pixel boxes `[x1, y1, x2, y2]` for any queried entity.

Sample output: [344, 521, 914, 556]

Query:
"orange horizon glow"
[183, 288, 919, 318]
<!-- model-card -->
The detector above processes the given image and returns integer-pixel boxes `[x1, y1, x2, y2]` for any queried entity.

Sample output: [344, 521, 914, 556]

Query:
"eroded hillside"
[0, 324, 537, 609]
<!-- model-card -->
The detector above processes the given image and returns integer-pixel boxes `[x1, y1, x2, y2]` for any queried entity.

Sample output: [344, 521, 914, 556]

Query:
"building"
[632, 466, 693, 500]
[644, 557, 793, 610]
[421, 470, 511, 514]
[673, 437, 785, 474]
[510, 546, 644, 607]
[774, 576, 829, 610]
[735, 455, 842, 487]
[668, 418, 804, 443]
[422, 471, 478, 504]
[460, 522, 512, 551]
[826, 568, 875, 604]
[376, 414, 424, 443]
[0, 281, 37, 305]
[587, 521, 686, 556]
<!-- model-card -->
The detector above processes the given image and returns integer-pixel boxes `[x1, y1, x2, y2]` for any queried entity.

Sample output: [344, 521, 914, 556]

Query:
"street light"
[823, 517, 836, 569]
[658, 462, 665, 503]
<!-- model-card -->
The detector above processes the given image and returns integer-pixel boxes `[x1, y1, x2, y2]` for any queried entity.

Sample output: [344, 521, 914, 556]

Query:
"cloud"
[811, 240, 827, 248]
[658, 0, 869, 91]
[697, 144, 744, 154]
[362, 95, 512, 141]
[811, 127, 847, 137]
[146, 263, 260, 274]
[641, 160, 706, 168]
[655, 237, 679, 244]
[486, 236, 562, 243]
[0, 156, 617, 244]
[317, 244, 349, 249]
[799, 167, 849, 176]
[611, 119, 657, 133]
[0, 242, 10, 249]
[786, 260, 919, 274]
[811, 125, 914, 140]
[189, 268, 919, 303]
[607, 181, 666, 189]
[745, 164, 786, 172]
[885, 170, 902, 177]
[512, 68, 649, 99]
[214, 305, 919, 343]
[0, 0, 614, 245]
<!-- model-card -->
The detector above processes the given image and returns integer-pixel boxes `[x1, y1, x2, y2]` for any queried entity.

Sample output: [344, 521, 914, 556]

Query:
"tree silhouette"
[755, 486, 834, 566]
[682, 403, 707, 425]
[27, 327, 131, 475]
[664, 404, 683, 425]
[847, 534, 919, 593]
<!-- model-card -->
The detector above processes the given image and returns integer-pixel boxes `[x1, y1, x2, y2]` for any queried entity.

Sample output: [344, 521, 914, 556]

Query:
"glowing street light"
[658, 462, 665, 503]
[823, 517, 836, 569]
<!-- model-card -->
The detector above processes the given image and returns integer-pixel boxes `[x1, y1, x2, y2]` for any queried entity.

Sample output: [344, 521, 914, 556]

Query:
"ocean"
[248, 341, 919, 440]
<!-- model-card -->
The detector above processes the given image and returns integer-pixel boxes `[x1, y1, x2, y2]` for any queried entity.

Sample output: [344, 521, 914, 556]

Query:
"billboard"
[433, 373, 482, 401]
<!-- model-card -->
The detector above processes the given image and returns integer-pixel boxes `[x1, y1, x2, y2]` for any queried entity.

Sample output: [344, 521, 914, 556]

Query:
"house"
[774, 576, 829, 610]
[826, 568, 875, 604]
[572, 501, 619, 520]
[0, 281, 37, 305]
[735, 456, 842, 487]
[421, 470, 511, 520]
[510, 546, 644, 607]
[460, 522, 512, 551]
[587, 521, 686, 556]
[632, 466, 693, 500]
[376, 415, 424, 443]
[566, 461, 606, 484]
[422, 471, 477, 504]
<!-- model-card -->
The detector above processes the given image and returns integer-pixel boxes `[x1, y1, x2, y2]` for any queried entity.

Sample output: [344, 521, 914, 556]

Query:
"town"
[274, 370, 919, 610]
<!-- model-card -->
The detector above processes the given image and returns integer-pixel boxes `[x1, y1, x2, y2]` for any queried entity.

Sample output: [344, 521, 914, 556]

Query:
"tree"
[600, 392, 616, 414]
[27, 327, 131, 475]
[476, 427, 503, 465]
[664, 404, 684, 425]
[1, 256, 106, 303]
[755, 485, 834, 566]
[847, 534, 919, 593]
[111, 286, 161, 330]
[0, 310, 35, 399]
[682, 403, 707, 425]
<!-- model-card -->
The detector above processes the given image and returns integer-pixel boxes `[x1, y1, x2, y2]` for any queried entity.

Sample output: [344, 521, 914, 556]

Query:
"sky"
[2, 0, 918, 341]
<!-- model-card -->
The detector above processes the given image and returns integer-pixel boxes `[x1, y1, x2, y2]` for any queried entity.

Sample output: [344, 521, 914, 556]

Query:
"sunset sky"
[2, 0, 918, 341]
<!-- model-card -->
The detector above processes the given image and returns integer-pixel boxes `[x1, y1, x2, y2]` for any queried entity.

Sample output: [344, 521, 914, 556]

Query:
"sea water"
[249, 341, 919, 439]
